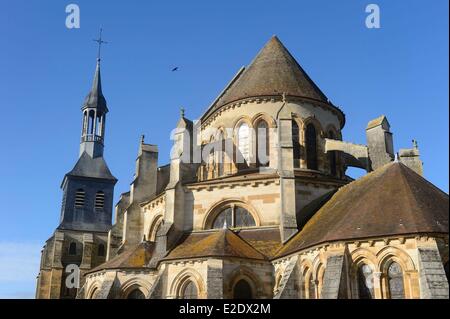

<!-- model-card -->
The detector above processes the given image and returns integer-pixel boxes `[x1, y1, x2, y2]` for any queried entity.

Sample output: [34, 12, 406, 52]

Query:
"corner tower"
[36, 44, 117, 298]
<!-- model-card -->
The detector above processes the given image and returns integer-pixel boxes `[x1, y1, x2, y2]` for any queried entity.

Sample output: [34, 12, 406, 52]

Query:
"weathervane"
[93, 28, 108, 62]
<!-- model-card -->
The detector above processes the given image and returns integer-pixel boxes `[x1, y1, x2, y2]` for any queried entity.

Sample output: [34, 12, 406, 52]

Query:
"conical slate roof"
[203, 36, 332, 120]
[82, 60, 108, 112]
[276, 162, 449, 258]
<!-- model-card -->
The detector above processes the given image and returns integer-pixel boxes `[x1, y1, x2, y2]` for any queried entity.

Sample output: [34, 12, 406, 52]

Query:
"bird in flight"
[171, 67, 179, 72]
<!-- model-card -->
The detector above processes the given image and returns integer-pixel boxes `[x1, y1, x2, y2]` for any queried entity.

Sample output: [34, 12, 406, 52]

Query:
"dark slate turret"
[59, 59, 117, 232]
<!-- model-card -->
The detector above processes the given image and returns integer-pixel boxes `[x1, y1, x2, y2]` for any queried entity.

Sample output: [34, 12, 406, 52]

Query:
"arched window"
[90, 287, 100, 299]
[292, 120, 301, 168]
[181, 280, 198, 299]
[300, 272, 307, 299]
[327, 131, 337, 176]
[98, 244, 105, 257]
[211, 206, 256, 229]
[256, 120, 269, 167]
[88, 110, 96, 135]
[301, 268, 315, 299]
[96, 114, 103, 136]
[237, 123, 250, 164]
[233, 279, 253, 299]
[217, 131, 225, 176]
[127, 289, 145, 299]
[68, 242, 77, 256]
[316, 264, 325, 298]
[209, 146, 216, 179]
[82, 111, 88, 135]
[74, 189, 85, 208]
[306, 124, 318, 170]
[149, 216, 163, 242]
[95, 191, 105, 210]
[387, 262, 405, 299]
[309, 277, 317, 299]
[357, 264, 374, 299]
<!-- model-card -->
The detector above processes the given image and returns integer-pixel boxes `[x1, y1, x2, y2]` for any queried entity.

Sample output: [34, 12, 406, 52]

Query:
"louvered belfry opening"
[74, 189, 85, 208]
[95, 191, 105, 210]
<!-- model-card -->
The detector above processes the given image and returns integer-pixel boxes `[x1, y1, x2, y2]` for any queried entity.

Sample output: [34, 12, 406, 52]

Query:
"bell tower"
[79, 59, 107, 158]
[36, 30, 117, 299]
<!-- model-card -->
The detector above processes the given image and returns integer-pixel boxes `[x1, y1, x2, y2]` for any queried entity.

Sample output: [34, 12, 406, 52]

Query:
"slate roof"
[66, 152, 117, 181]
[202, 36, 342, 122]
[236, 228, 283, 259]
[87, 241, 155, 273]
[82, 60, 108, 112]
[276, 162, 449, 258]
[163, 229, 271, 261]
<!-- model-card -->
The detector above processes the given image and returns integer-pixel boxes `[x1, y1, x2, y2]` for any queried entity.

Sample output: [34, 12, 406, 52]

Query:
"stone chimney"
[130, 136, 158, 204]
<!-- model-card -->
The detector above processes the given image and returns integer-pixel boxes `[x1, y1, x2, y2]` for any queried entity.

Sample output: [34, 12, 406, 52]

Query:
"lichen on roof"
[87, 241, 155, 274]
[276, 162, 449, 258]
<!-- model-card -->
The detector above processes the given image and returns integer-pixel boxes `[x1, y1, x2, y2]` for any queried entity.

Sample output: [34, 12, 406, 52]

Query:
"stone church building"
[36, 36, 449, 299]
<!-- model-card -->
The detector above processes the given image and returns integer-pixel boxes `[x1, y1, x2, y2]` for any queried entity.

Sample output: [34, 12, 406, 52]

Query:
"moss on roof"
[276, 162, 449, 258]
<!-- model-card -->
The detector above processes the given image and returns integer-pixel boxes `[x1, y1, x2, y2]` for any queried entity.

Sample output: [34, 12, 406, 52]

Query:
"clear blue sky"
[0, 0, 448, 298]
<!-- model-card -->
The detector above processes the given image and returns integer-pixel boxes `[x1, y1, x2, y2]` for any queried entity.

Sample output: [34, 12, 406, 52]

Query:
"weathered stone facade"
[37, 36, 449, 299]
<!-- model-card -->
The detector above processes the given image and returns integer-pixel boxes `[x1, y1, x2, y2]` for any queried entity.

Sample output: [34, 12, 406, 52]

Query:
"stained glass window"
[212, 207, 232, 229]
[212, 206, 256, 229]
[235, 207, 256, 227]
[387, 262, 405, 299]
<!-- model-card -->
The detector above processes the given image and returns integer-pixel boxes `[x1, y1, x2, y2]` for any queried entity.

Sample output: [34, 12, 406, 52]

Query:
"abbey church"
[35, 36, 449, 299]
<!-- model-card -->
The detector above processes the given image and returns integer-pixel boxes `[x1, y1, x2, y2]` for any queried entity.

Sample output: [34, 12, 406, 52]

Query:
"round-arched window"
[237, 123, 250, 164]
[292, 120, 301, 167]
[68, 242, 77, 256]
[211, 206, 256, 229]
[387, 261, 405, 299]
[233, 279, 253, 299]
[306, 123, 318, 170]
[256, 120, 269, 167]
[98, 244, 105, 257]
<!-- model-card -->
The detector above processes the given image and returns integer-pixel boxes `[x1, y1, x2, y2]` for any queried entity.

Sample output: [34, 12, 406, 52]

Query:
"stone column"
[277, 108, 298, 242]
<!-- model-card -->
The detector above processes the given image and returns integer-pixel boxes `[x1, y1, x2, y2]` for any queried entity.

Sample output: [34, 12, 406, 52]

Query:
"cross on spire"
[93, 28, 108, 62]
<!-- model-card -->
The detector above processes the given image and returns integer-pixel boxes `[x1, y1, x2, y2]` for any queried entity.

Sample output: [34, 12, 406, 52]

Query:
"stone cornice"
[200, 94, 346, 130]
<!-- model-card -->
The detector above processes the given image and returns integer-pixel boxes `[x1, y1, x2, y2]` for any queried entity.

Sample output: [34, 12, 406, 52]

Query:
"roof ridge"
[225, 230, 267, 260]
[395, 164, 424, 233]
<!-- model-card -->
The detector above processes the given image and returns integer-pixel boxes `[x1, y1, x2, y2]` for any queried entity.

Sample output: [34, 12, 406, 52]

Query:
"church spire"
[79, 30, 109, 158]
